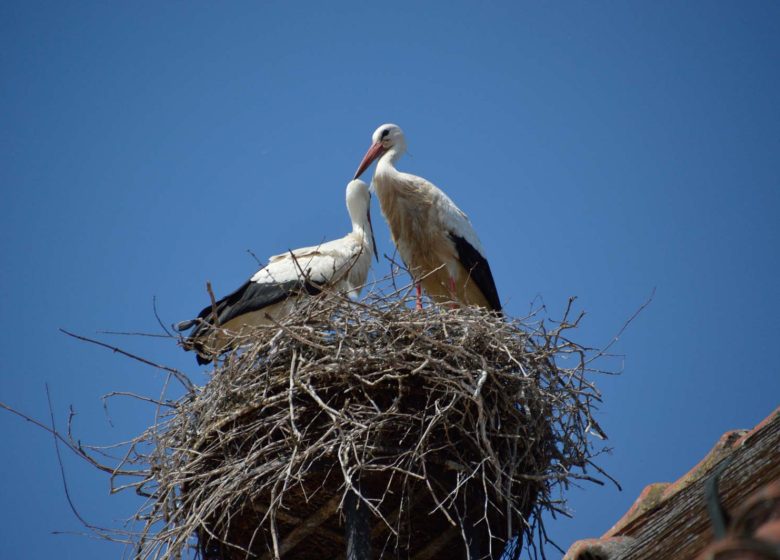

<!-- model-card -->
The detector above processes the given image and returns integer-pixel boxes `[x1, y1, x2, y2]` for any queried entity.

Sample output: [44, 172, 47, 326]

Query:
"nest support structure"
[121, 286, 608, 560]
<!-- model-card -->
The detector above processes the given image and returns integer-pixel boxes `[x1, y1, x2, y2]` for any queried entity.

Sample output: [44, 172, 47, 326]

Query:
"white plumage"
[178, 179, 376, 364]
[354, 124, 501, 311]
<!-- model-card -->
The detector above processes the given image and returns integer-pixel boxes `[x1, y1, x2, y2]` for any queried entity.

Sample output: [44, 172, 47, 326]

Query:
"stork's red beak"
[353, 141, 386, 179]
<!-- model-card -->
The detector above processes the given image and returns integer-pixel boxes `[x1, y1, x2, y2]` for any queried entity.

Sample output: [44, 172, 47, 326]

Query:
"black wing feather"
[180, 278, 321, 364]
[189, 278, 322, 337]
[448, 233, 502, 312]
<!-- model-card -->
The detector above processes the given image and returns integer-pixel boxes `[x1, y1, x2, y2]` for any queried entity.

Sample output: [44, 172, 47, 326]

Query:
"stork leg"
[448, 277, 459, 310]
[415, 282, 423, 310]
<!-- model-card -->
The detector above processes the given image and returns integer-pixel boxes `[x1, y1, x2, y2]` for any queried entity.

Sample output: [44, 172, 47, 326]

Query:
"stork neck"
[376, 147, 402, 176]
[351, 216, 374, 258]
[351, 214, 371, 237]
[348, 203, 372, 238]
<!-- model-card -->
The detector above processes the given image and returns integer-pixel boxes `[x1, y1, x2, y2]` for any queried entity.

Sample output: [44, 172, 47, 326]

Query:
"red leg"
[448, 277, 458, 309]
[415, 282, 423, 310]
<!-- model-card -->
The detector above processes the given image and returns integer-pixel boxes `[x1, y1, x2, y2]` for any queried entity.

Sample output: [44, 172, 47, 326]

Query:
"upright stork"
[354, 124, 501, 312]
[177, 179, 377, 364]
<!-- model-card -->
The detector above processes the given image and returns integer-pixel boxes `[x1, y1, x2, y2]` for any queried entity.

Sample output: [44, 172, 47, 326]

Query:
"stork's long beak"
[354, 141, 386, 179]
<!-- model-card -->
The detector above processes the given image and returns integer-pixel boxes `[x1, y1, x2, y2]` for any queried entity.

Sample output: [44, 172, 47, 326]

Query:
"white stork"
[177, 179, 377, 364]
[354, 124, 501, 312]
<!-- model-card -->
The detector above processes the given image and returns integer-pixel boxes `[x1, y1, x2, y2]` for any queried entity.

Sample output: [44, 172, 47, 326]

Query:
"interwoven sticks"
[113, 284, 608, 559]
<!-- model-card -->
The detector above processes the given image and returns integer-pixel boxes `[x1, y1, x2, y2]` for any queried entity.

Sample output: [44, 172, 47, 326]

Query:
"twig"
[59, 329, 194, 392]
[206, 281, 220, 328]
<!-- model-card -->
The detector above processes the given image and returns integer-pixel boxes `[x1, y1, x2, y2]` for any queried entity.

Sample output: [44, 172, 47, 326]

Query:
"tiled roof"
[564, 407, 780, 560]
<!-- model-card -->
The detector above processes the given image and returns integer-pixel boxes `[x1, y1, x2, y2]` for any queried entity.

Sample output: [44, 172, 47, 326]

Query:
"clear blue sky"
[2, 2, 778, 558]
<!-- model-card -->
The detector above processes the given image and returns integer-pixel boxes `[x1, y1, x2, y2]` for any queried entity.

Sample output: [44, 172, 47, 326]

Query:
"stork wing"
[257, 237, 362, 285]
[447, 232, 502, 311]
[189, 277, 321, 334]
[184, 237, 362, 338]
[434, 188, 502, 312]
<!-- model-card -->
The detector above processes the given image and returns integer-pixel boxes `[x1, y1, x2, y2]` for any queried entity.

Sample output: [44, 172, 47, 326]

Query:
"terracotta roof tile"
[564, 407, 780, 560]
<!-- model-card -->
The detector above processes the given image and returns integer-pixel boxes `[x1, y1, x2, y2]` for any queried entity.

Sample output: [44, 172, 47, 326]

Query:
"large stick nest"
[114, 282, 608, 560]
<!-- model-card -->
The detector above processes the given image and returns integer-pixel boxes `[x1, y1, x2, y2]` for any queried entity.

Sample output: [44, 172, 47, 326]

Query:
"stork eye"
[381, 129, 390, 138]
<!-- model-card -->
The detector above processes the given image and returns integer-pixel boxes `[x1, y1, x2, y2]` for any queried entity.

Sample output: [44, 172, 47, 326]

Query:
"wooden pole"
[345, 489, 372, 560]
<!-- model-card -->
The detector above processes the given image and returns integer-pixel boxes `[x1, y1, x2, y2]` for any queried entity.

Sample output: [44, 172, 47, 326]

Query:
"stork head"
[345, 179, 378, 261]
[353, 123, 406, 179]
